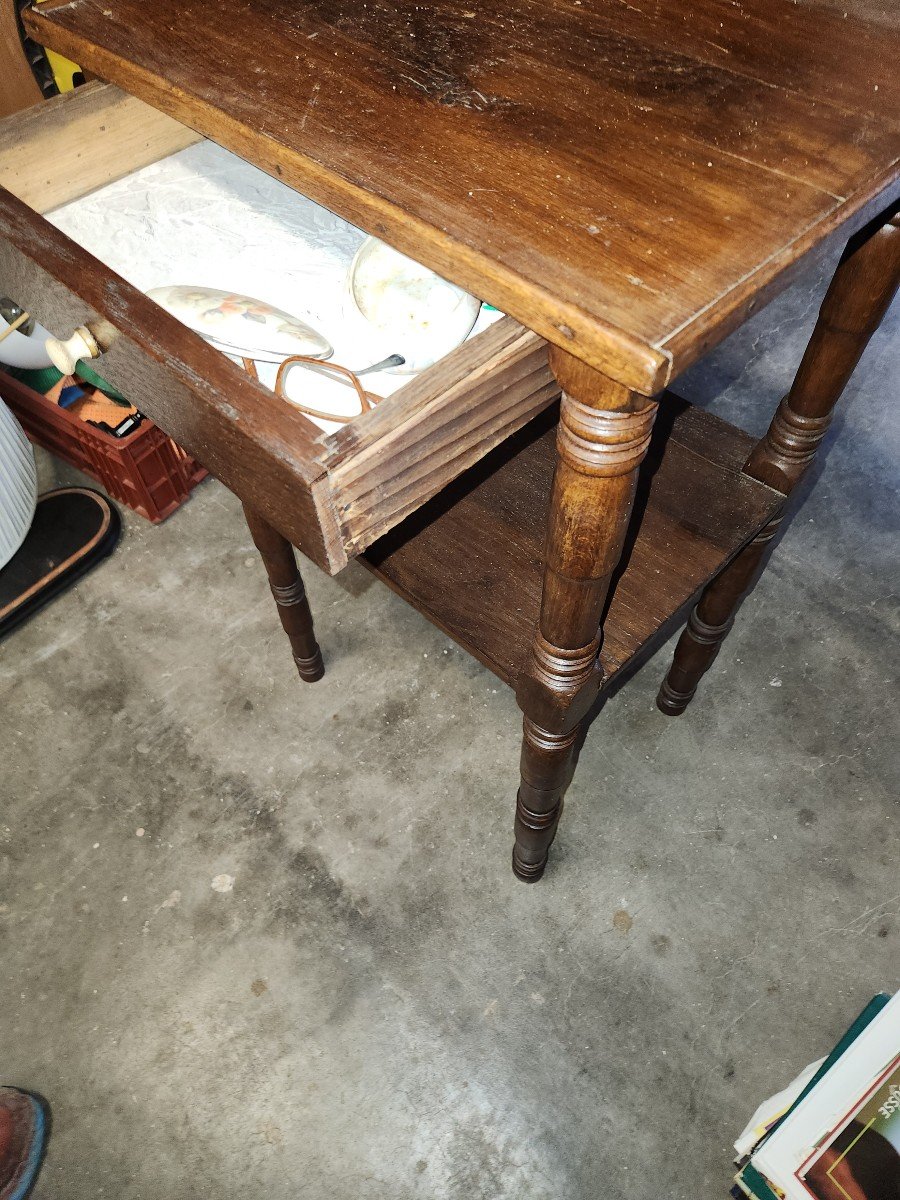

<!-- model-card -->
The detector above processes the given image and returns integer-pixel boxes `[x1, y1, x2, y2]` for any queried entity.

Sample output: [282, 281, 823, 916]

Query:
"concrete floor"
[1, 250, 898, 1200]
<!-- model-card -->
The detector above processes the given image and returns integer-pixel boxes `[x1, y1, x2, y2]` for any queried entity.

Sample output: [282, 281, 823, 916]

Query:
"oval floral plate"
[146, 285, 333, 363]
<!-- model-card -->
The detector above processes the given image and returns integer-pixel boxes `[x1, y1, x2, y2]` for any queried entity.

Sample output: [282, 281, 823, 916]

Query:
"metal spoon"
[289, 353, 407, 392]
[350, 353, 405, 375]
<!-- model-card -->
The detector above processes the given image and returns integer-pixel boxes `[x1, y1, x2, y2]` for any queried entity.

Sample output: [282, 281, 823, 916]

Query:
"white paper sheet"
[48, 140, 500, 433]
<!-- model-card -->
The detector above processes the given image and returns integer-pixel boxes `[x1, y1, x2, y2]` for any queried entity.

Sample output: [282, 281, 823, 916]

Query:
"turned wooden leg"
[513, 349, 659, 881]
[656, 517, 780, 715]
[658, 210, 900, 715]
[242, 503, 325, 682]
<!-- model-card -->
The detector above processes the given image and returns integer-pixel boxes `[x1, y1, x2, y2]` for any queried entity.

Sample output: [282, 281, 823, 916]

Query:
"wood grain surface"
[363, 400, 784, 686]
[657, 211, 900, 715]
[25, 0, 900, 392]
[0, 185, 343, 570]
[0, 84, 563, 571]
[0, 80, 202, 213]
[325, 318, 558, 556]
[0, 0, 41, 119]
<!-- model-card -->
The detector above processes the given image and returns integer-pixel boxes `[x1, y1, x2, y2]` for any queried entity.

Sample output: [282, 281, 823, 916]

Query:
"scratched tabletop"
[27, 0, 900, 391]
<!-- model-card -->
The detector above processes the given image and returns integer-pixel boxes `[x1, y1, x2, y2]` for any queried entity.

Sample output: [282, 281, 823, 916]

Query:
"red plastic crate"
[0, 371, 207, 522]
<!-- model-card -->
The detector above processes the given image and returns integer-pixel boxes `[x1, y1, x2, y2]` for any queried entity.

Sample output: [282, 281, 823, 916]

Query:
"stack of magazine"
[733, 991, 899, 1200]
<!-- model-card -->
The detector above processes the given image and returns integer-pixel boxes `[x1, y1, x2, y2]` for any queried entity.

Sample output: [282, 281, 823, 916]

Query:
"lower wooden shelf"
[362, 397, 783, 690]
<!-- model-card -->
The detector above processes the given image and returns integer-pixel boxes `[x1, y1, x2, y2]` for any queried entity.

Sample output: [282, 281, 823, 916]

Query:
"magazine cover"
[801, 1056, 900, 1200]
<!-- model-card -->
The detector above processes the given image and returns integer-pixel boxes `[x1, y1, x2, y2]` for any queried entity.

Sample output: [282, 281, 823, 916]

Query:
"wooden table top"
[28, 0, 900, 392]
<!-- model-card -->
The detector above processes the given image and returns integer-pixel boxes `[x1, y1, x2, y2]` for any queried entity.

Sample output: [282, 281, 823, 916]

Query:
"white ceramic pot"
[0, 397, 37, 569]
[0, 315, 54, 370]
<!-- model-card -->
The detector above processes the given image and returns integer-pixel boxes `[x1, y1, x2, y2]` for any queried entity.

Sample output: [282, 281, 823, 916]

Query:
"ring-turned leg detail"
[513, 348, 659, 880]
[513, 717, 580, 881]
[658, 211, 900, 715]
[656, 516, 781, 715]
[242, 503, 325, 683]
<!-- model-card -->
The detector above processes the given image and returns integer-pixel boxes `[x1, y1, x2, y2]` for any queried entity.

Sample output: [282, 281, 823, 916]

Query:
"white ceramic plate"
[347, 238, 481, 373]
[146, 285, 333, 363]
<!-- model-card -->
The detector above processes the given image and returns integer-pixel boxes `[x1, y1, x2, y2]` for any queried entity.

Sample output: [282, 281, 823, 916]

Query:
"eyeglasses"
[241, 355, 382, 426]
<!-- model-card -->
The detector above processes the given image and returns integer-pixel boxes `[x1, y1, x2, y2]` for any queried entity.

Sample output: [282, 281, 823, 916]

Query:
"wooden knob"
[45, 325, 103, 375]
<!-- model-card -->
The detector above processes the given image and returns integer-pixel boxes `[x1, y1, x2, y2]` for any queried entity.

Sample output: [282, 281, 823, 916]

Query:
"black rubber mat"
[0, 487, 121, 638]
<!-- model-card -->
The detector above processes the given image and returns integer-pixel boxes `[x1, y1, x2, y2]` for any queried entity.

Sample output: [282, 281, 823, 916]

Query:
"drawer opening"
[0, 83, 559, 571]
[43, 132, 512, 438]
